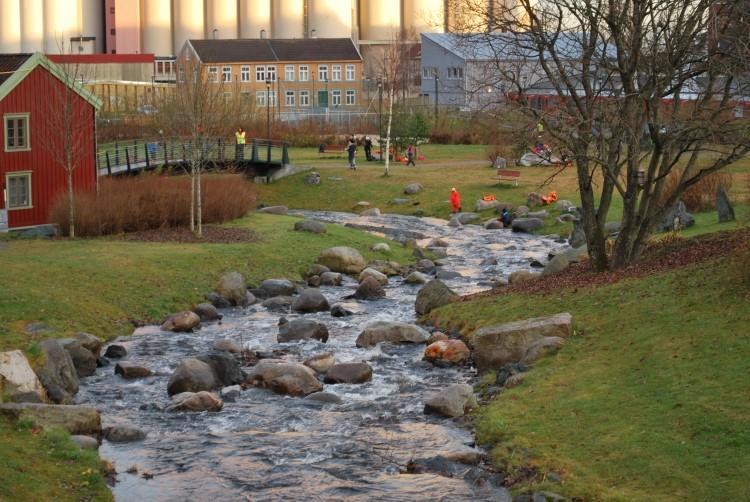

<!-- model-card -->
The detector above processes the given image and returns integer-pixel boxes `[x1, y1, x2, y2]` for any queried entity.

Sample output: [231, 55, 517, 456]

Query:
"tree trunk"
[196, 164, 202, 237]
[576, 159, 608, 271]
[67, 168, 75, 238]
[384, 88, 394, 177]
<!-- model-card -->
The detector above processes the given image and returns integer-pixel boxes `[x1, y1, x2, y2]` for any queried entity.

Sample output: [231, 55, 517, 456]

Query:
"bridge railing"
[97, 138, 289, 175]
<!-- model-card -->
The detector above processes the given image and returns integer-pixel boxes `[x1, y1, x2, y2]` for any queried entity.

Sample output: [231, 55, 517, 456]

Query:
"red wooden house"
[0, 53, 101, 231]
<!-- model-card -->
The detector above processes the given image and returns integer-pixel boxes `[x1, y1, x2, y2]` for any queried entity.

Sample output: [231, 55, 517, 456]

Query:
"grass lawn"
[0, 418, 112, 501]
[430, 250, 750, 501]
[0, 213, 413, 352]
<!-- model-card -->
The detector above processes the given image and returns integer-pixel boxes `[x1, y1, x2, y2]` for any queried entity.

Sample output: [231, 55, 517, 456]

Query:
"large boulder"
[352, 277, 386, 300]
[36, 339, 79, 404]
[216, 272, 249, 307]
[60, 339, 97, 378]
[522, 337, 566, 365]
[404, 183, 423, 194]
[74, 333, 102, 358]
[193, 303, 221, 322]
[511, 218, 544, 233]
[319, 247, 366, 274]
[196, 352, 244, 387]
[166, 358, 218, 396]
[277, 318, 329, 343]
[0, 403, 100, 435]
[304, 352, 336, 374]
[294, 220, 327, 234]
[554, 200, 574, 211]
[166, 391, 223, 412]
[457, 212, 479, 225]
[0, 350, 47, 403]
[262, 296, 293, 312]
[259, 205, 289, 215]
[424, 340, 471, 366]
[292, 288, 330, 313]
[103, 344, 127, 359]
[161, 311, 201, 332]
[415, 280, 459, 316]
[324, 362, 373, 384]
[305, 264, 330, 279]
[717, 185, 735, 223]
[359, 268, 388, 286]
[423, 384, 477, 418]
[356, 321, 429, 347]
[471, 313, 573, 372]
[213, 339, 241, 354]
[114, 362, 153, 380]
[103, 420, 147, 442]
[658, 200, 695, 232]
[260, 279, 296, 298]
[245, 360, 323, 397]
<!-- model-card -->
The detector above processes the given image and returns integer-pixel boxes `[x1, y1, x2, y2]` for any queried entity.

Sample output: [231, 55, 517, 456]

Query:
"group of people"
[345, 136, 418, 169]
[449, 187, 512, 225]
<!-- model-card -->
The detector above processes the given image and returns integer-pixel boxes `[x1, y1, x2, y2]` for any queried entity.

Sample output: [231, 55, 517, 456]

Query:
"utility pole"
[378, 77, 383, 160]
[434, 68, 439, 125]
[266, 80, 271, 139]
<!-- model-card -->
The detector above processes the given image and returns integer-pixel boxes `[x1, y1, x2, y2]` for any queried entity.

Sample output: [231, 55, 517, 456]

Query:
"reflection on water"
[78, 211, 562, 501]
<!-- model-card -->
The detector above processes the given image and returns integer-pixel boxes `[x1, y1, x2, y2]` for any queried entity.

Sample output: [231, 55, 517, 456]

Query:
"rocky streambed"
[75, 211, 565, 501]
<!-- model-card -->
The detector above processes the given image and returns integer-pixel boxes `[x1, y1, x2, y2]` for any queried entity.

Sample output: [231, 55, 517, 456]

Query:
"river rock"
[103, 344, 127, 359]
[260, 279, 296, 298]
[193, 303, 221, 322]
[658, 200, 695, 232]
[361, 208, 381, 217]
[515, 205, 530, 217]
[359, 268, 388, 286]
[325, 362, 373, 384]
[167, 358, 217, 396]
[207, 292, 232, 308]
[428, 238, 449, 248]
[330, 304, 354, 317]
[405, 271, 429, 284]
[527, 210, 549, 219]
[556, 214, 576, 224]
[292, 289, 330, 313]
[167, 391, 223, 412]
[504, 372, 526, 389]
[471, 313, 573, 372]
[304, 392, 343, 404]
[161, 311, 201, 332]
[436, 270, 462, 280]
[114, 362, 153, 380]
[245, 360, 323, 397]
[216, 272, 249, 307]
[416, 259, 435, 273]
[36, 339, 79, 404]
[423, 384, 478, 418]
[262, 296, 293, 311]
[457, 212, 479, 225]
[213, 339, 241, 353]
[717, 185, 735, 222]
[543, 254, 570, 276]
[554, 200, 574, 211]
[320, 272, 343, 286]
[527, 192, 543, 207]
[305, 264, 330, 278]
[415, 280, 459, 315]
[424, 340, 471, 366]
[74, 333, 102, 358]
[427, 246, 448, 258]
[294, 220, 327, 234]
[196, 352, 244, 387]
[319, 246, 367, 274]
[0, 350, 47, 403]
[508, 270, 540, 284]
[0, 403, 100, 435]
[475, 199, 500, 212]
[259, 205, 288, 215]
[448, 216, 462, 227]
[370, 242, 391, 253]
[404, 183, 423, 194]
[304, 352, 336, 374]
[221, 385, 241, 402]
[352, 277, 386, 300]
[277, 318, 329, 343]
[104, 423, 147, 442]
[512, 218, 544, 233]
[367, 260, 403, 276]
[485, 219, 504, 230]
[71, 435, 99, 450]
[60, 339, 97, 378]
[356, 321, 430, 347]
[428, 332, 449, 344]
[522, 337, 566, 365]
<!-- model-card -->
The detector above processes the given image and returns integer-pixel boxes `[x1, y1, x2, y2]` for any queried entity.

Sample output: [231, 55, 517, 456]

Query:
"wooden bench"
[493, 169, 521, 186]
[318, 145, 346, 156]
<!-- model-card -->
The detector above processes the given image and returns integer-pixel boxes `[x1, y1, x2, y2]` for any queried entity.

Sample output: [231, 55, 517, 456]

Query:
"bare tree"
[458, 0, 750, 270]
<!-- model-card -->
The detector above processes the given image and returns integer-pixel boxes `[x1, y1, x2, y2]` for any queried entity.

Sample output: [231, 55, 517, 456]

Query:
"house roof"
[188, 38, 362, 63]
[0, 52, 102, 109]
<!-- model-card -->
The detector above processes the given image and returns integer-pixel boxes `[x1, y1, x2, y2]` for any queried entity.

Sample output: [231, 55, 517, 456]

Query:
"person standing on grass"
[347, 137, 357, 170]
[406, 144, 416, 166]
[364, 136, 373, 161]
[450, 187, 461, 214]
[235, 127, 246, 161]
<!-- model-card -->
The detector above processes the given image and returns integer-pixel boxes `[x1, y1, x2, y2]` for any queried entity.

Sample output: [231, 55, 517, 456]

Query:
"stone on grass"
[292, 289, 330, 313]
[405, 271, 429, 284]
[193, 303, 221, 322]
[554, 200, 574, 211]
[304, 352, 336, 374]
[404, 183, 423, 194]
[415, 280, 459, 315]
[423, 384, 477, 418]
[319, 247, 367, 274]
[512, 218, 544, 233]
[260, 279, 296, 298]
[245, 360, 323, 397]
[71, 435, 99, 450]
[114, 362, 153, 380]
[527, 210, 549, 219]
[259, 205, 288, 215]
[508, 270, 540, 284]
[0, 403, 100, 435]
[543, 254, 570, 276]
[0, 350, 47, 403]
[424, 340, 471, 366]
[658, 200, 695, 232]
[325, 362, 373, 384]
[216, 272, 249, 307]
[717, 185, 735, 222]
[294, 220, 327, 234]
[361, 208, 381, 217]
[370, 243, 391, 253]
[522, 337, 566, 365]
[161, 311, 201, 332]
[277, 318, 329, 343]
[60, 339, 97, 378]
[305, 264, 330, 279]
[166, 391, 223, 412]
[527, 192, 543, 207]
[515, 205, 530, 217]
[352, 277, 385, 300]
[356, 321, 429, 347]
[359, 267, 388, 286]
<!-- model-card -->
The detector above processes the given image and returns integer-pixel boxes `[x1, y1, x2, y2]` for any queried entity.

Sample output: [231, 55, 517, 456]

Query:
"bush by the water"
[50, 174, 255, 236]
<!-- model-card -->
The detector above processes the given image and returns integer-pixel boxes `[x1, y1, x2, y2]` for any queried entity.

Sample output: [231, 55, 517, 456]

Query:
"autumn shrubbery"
[661, 170, 733, 212]
[50, 174, 255, 237]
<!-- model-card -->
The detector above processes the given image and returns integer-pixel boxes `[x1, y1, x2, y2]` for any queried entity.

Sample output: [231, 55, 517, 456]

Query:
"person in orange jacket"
[450, 187, 461, 214]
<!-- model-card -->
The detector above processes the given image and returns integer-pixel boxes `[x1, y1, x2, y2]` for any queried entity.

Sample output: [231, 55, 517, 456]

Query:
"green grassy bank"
[430, 248, 750, 500]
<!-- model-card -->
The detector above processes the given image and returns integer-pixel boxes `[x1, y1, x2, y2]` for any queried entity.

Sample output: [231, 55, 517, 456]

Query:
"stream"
[76, 211, 564, 501]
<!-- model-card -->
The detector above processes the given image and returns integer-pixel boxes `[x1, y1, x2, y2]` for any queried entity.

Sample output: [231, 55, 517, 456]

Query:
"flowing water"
[77, 211, 564, 501]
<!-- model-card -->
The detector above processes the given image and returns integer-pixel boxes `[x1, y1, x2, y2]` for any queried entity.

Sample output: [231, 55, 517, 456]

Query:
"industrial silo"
[403, 0, 444, 35]
[239, 0, 271, 38]
[173, 0, 205, 53]
[0, 0, 22, 53]
[43, 0, 81, 54]
[80, 0, 104, 52]
[207, 0, 238, 39]
[446, 0, 490, 32]
[271, 0, 304, 38]
[359, 0, 401, 41]
[308, 0, 354, 39]
[20, 0, 45, 52]
[143, 0, 174, 56]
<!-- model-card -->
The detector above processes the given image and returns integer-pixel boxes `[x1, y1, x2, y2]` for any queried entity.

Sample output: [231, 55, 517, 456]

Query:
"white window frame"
[345, 89, 356, 105]
[5, 171, 32, 210]
[422, 66, 437, 79]
[268, 90, 277, 106]
[345, 64, 355, 81]
[256, 90, 267, 106]
[267, 65, 277, 82]
[299, 90, 310, 106]
[285, 90, 295, 106]
[331, 89, 341, 106]
[221, 66, 232, 83]
[240, 65, 251, 82]
[332, 64, 342, 81]
[256, 65, 266, 82]
[299, 65, 309, 82]
[208, 66, 218, 82]
[318, 65, 328, 82]
[285, 65, 295, 82]
[447, 67, 464, 79]
[4, 113, 30, 152]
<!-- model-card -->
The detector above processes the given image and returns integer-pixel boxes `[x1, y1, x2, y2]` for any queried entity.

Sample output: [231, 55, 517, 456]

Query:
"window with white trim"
[299, 65, 309, 82]
[221, 66, 232, 83]
[447, 67, 464, 79]
[4, 114, 29, 151]
[6, 171, 32, 209]
[256, 65, 266, 82]
[285, 65, 295, 82]
[207, 66, 218, 82]
[267, 65, 277, 81]
[299, 90, 310, 106]
[268, 91, 277, 106]
[332, 64, 342, 81]
[345, 89, 356, 105]
[178, 67, 185, 82]
[240, 65, 251, 82]
[285, 90, 295, 106]
[422, 66, 437, 79]
[256, 90, 267, 106]
[318, 65, 328, 81]
[331, 89, 341, 106]
[345, 64, 355, 81]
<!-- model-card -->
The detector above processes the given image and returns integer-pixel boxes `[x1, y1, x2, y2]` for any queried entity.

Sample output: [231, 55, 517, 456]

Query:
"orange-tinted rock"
[424, 340, 470, 365]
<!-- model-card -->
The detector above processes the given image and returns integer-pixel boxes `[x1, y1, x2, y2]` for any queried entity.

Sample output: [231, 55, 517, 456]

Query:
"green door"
[318, 90, 328, 108]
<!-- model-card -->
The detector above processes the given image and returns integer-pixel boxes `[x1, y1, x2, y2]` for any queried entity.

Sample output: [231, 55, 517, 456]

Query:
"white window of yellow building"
[285, 65, 295, 82]
[241, 66, 251, 82]
[299, 65, 309, 82]
[346, 64, 355, 81]
[318, 65, 328, 81]
[285, 90, 295, 106]
[299, 90, 310, 106]
[346, 89, 356, 105]
[332, 64, 342, 81]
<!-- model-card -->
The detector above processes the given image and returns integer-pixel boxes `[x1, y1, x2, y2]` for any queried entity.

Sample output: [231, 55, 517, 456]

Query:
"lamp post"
[212, 28, 218, 40]
[378, 77, 383, 160]
[434, 68, 439, 125]
[266, 80, 271, 139]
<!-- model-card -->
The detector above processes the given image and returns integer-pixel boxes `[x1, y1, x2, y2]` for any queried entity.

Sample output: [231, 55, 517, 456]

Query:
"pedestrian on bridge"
[235, 127, 246, 161]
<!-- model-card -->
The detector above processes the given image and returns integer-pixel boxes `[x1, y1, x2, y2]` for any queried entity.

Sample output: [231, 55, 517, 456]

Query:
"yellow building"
[180, 38, 364, 111]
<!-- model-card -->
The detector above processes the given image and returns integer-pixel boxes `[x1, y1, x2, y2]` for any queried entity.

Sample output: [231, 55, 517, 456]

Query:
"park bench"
[493, 169, 521, 186]
[318, 145, 346, 156]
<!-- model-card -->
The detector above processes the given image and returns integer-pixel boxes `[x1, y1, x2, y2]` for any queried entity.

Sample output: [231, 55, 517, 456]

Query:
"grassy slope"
[0, 213, 413, 352]
[0, 418, 111, 501]
[430, 255, 750, 501]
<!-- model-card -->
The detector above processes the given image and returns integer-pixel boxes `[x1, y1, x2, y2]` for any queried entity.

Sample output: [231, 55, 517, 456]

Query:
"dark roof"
[188, 38, 361, 63]
[0, 54, 32, 86]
